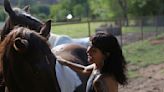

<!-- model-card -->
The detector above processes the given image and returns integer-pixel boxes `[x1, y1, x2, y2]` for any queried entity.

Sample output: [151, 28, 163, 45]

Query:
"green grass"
[51, 22, 164, 38]
[123, 38, 164, 67]
[51, 22, 105, 38]
[123, 34, 164, 78]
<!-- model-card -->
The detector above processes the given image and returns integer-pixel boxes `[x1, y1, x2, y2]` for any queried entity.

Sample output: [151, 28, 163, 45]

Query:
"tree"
[31, 4, 50, 20]
[73, 4, 84, 18]
[128, 0, 164, 16]
[88, 0, 111, 20]
[118, 0, 128, 25]
[0, 6, 6, 21]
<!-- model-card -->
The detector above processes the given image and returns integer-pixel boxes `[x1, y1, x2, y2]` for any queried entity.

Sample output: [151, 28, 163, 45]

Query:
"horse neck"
[43, 54, 61, 92]
[4, 51, 60, 92]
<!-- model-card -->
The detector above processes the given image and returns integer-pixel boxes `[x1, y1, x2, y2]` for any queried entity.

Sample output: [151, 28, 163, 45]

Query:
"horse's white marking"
[48, 33, 89, 48]
[49, 33, 89, 91]
[55, 60, 82, 92]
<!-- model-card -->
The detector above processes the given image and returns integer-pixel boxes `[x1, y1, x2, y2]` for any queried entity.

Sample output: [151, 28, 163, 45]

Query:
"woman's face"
[86, 45, 105, 68]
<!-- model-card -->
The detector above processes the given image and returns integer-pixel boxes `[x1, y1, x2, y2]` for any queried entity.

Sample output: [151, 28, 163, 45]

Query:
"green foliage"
[0, 6, 7, 21]
[6, 0, 164, 22]
[56, 9, 68, 21]
[50, 0, 90, 21]
[50, 3, 69, 21]
[88, 0, 125, 20]
[50, 4, 62, 20]
[31, 4, 50, 19]
[73, 4, 84, 18]
[128, 0, 164, 16]
[88, 0, 110, 20]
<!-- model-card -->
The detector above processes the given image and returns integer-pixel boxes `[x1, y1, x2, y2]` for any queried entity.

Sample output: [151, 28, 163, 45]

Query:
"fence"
[0, 16, 164, 46]
[92, 16, 164, 46]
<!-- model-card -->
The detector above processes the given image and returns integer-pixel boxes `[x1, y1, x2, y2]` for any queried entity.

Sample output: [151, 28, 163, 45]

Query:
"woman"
[58, 32, 128, 92]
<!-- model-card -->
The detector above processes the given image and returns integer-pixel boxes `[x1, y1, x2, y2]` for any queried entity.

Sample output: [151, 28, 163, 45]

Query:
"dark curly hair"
[90, 31, 128, 85]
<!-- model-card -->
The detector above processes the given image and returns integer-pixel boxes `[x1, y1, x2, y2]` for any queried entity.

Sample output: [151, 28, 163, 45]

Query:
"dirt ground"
[118, 32, 164, 92]
[119, 63, 164, 92]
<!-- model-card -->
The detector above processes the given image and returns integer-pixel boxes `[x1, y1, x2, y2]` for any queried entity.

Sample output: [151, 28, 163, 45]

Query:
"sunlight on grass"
[51, 22, 164, 38]
[124, 33, 164, 79]
[123, 34, 164, 67]
[51, 22, 105, 38]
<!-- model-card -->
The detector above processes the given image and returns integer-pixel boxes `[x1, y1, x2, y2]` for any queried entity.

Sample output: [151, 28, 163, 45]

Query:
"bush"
[73, 4, 84, 18]
[0, 7, 7, 21]
[31, 4, 50, 19]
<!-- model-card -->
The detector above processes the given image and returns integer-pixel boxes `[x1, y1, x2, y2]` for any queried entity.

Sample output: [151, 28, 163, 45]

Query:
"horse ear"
[23, 5, 30, 13]
[40, 20, 51, 38]
[4, 0, 16, 17]
[13, 37, 29, 52]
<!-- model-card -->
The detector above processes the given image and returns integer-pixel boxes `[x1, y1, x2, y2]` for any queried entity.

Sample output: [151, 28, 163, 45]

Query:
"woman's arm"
[57, 57, 94, 76]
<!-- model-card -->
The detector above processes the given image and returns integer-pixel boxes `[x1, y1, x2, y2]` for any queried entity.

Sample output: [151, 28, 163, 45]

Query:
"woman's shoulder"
[101, 74, 118, 84]
[94, 74, 118, 92]
[95, 74, 118, 86]
[94, 74, 115, 81]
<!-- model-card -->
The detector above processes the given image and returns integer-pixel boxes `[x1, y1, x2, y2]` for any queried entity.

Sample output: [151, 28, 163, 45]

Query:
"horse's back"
[52, 43, 88, 65]
[72, 37, 89, 48]
[49, 33, 73, 47]
[48, 33, 89, 48]
[52, 43, 89, 92]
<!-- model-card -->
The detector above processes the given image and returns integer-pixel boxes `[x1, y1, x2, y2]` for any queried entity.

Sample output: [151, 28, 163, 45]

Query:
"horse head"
[0, 20, 60, 92]
[0, 0, 43, 41]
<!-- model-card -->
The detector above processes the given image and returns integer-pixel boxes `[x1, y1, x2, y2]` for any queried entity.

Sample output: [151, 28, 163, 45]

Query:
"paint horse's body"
[48, 33, 89, 48]
[0, 0, 89, 92]
[0, 24, 61, 92]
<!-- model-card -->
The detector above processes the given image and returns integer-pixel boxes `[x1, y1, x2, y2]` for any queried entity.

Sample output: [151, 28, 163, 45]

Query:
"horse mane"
[0, 27, 60, 92]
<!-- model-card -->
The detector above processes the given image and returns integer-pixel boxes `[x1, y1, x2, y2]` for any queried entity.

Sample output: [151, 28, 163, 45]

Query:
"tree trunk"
[118, 0, 128, 26]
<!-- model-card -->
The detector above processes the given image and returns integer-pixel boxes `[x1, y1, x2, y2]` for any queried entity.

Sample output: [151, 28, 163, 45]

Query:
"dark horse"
[0, 0, 89, 92]
[0, 21, 61, 92]
[0, 0, 44, 41]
